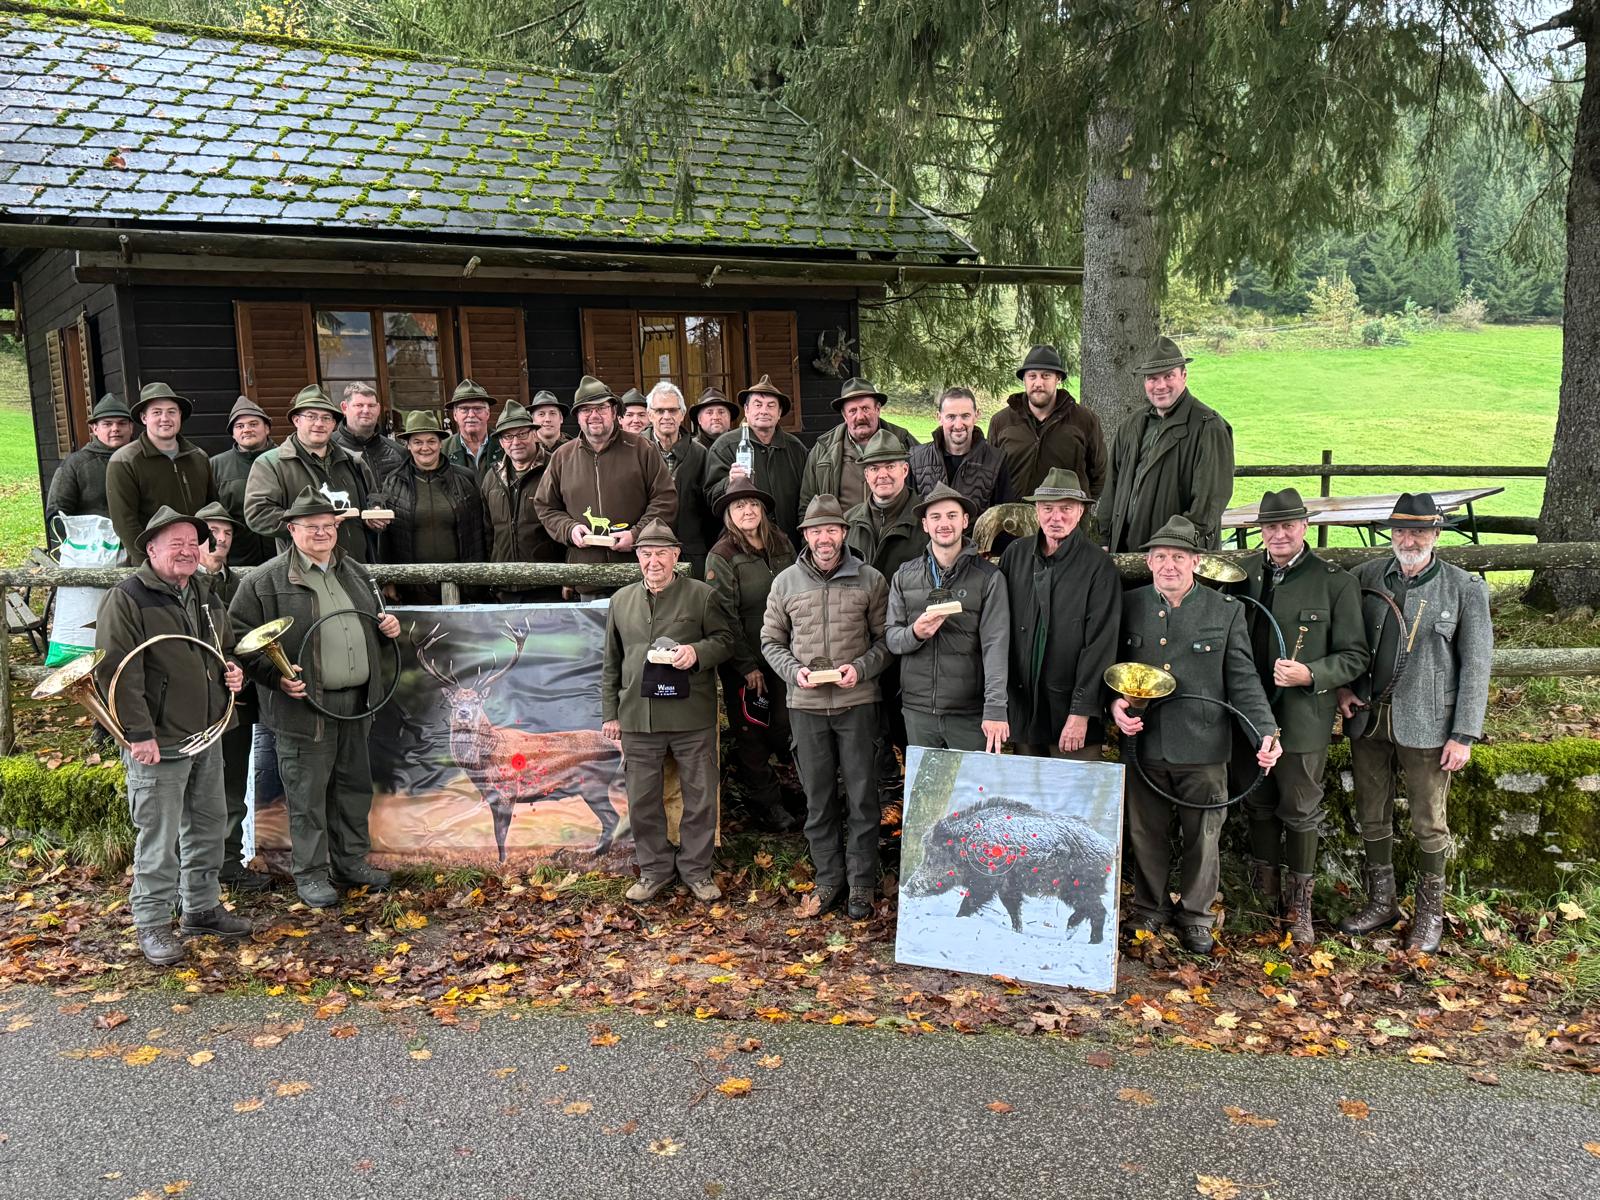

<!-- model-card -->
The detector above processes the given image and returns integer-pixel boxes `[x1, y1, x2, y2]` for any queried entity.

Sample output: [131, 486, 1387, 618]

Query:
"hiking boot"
[1337, 864, 1401, 936]
[847, 889, 873, 921]
[296, 880, 340, 909]
[180, 904, 252, 940]
[333, 862, 392, 891]
[807, 883, 845, 919]
[744, 797, 799, 834]
[624, 876, 675, 903]
[686, 877, 723, 903]
[137, 925, 186, 967]
[220, 865, 274, 893]
[1282, 872, 1316, 948]
[1176, 924, 1215, 956]
[1405, 872, 1447, 954]
[1248, 857, 1281, 919]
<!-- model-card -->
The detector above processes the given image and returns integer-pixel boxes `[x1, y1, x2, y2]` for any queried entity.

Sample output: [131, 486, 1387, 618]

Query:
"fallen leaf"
[1407, 1044, 1447, 1063]
[756, 1054, 783, 1069]
[393, 910, 429, 931]
[1557, 901, 1587, 922]
[409, 1048, 432, 1061]
[1223, 1106, 1278, 1129]
[275, 1081, 312, 1097]
[1085, 1050, 1115, 1069]
[1583, 1142, 1600, 1159]
[648, 1138, 682, 1157]
[590, 1031, 621, 1047]
[251, 1034, 283, 1049]
[1467, 1071, 1499, 1087]
[553, 1064, 569, 1072]
[985, 1100, 1014, 1114]
[1213, 1012, 1240, 1030]
[1195, 1175, 1240, 1200]
[1117, 1087, 1157, 1107]
[330, 1025, 358, 1039]
[187, 1051, 214, 1067]
[492, 1067, 518, 1079]
[1338, 1098, 1370, 1121]
[163, 1183, 191, 1195]
[563, 1101, 593, 1115]
[94, 1010, 129, 1030]
[232, 1097, 264, 1113]
[122, 1045, 161, 1067]
[794, 893, 822, 919]
[715, 1078, 752, 1098]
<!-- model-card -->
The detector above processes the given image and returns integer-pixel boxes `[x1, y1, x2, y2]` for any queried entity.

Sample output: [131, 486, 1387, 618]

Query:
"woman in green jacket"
[703, 476, 800, 832]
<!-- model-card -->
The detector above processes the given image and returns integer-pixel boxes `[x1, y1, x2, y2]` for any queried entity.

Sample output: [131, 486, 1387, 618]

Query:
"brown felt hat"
[1130, 336, 1193, 376]
[1140, 515, 1204, 552]
[134, 504, 213, 554]
[914, 481, 977, 523]
[831, 376, 887, 412]
[798, 494, 849, 530]
[690, 386, 741, 426]
[712, 474, 776, 520]
[738, 374, 792, 416]
[633, 518, 680, 548]
[226, 395, 271, 430]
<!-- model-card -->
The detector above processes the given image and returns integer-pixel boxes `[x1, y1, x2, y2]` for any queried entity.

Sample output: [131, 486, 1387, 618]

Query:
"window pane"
[385, 311, 443, 410]
[684, 316, 725, 380]
[316, 310, 376, 379]
[639, 314, 679, 385]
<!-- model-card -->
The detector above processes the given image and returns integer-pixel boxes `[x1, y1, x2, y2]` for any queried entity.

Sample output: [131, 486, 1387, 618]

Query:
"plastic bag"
[45, 514, 123, 666]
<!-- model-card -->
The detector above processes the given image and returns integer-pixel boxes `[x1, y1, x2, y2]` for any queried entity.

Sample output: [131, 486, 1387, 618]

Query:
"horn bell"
[1195, 555, 1246, 585]
[31, 650, 133, 749]
[236, 616, 298, 680]
[1104, 661, 1177, 712]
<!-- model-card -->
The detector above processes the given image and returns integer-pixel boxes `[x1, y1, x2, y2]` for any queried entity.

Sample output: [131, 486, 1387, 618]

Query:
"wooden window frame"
[636, 309, 747, 401]
[311, 304, 460, 414]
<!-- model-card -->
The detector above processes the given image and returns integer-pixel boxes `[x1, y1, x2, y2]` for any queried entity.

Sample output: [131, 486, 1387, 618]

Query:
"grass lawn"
[0, 339, 43, 565]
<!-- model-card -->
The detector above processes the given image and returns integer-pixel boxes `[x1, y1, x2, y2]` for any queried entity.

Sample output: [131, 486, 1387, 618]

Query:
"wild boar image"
[903, 796, 1115, 943]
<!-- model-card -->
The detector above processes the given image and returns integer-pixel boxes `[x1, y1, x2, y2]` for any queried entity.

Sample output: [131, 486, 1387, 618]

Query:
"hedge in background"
[0, 756, 131, 871]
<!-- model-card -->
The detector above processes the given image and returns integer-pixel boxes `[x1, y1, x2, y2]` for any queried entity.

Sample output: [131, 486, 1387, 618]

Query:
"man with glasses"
[245, 385, 385, 563]
[644, 381, 714, 577]
[443, 380, 504, 479]
[230, 486, 401, 910]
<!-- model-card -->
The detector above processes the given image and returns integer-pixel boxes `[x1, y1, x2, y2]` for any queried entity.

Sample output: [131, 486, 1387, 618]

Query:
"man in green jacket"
[1101, 337, 1236, 553]
[96, 507, 250, 965]
[1236, 488, 1368, 945]
[46, 393, 133, 532]
[229, 486, 402, 909]
[244, 385, 385, 563]
[480, 401, 562, 602]
[689, 386, 739, 450]
[1110, 516, 1280, 954]
[209, 396, 276, 567]
[986, 345, 1107, 501]
[798, 377, 918, 519]
[442, 379, 505, 478]
[645, 381, 714, 577]
[106, 382, 219, 567]
[601, 519, 734, 903]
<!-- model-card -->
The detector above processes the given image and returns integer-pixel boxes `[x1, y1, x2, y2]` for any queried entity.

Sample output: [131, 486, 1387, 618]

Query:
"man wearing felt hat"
[95, 506, 250, 965]
[534, 374, 678, 565]
[600, 519, 735, 904]
[999, 468, 1122, 761]
[688, 384, 739, 450]
[987, 345, 1107, 502]
[46, 393, 134, 532]
[244, 384, 384, 564]
[618, 387, 651, 437]
[106, 382, 219, 567]
[377, 409, 489, 603]
[798, 377, 919, 519]
[761, 494, 892, 921]
[885, 482, 1012, 753]
[229, 486, 402, 910]
[1101, 336, 1236, 554]
[1234, 488, 1368, 946]
[1110, 515, 1280, 955]
[481, 400, 563, 601]
[1337, 493, 1492, 954]
[528, 389, 571, 455]
[442, 379, 506, 479]
[209, 396, 276, 567]
[704, 375, 809, 544]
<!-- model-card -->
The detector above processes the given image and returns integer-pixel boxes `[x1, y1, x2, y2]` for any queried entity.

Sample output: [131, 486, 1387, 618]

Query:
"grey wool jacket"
[885, 545, 1010, 721]
[1351, 555, 1493, 748]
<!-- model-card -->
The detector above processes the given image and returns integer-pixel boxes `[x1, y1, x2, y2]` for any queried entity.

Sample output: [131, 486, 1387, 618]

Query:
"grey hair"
[646, 380, 686, 411]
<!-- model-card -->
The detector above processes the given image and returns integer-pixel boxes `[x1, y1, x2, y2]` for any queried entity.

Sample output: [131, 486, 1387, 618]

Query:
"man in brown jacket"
[106, 382, 219, 567]
[534, 375, 677, 565]
[986, 345, 1107, 502]
[761, 494, 891, 921]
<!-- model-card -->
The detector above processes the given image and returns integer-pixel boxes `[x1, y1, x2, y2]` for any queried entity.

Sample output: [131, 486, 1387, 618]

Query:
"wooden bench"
[4, 548, 54, 656]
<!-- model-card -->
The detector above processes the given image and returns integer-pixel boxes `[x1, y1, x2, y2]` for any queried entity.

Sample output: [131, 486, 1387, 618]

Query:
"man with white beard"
[1338, 493, 1492, 954]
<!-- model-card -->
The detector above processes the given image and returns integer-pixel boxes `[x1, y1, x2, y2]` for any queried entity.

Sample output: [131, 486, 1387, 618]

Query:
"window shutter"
[46, 328, 71, 457]
[746, 310, 800, 430]
[580, 308, 641, 395]
[235, 301, 316, 429]
[459, 306, 529, 408]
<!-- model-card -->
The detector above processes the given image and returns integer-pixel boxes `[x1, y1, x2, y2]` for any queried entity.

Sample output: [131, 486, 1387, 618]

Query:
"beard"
[1393, 545, 1432, 571]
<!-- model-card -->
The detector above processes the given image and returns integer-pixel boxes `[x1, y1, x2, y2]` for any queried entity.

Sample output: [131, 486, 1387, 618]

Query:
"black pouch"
[641, 659, 690, 700]
[740, 685, 771, 727]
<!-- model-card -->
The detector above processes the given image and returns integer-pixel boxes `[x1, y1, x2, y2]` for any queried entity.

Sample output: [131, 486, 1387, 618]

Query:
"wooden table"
[1221, 486, 1505, 547]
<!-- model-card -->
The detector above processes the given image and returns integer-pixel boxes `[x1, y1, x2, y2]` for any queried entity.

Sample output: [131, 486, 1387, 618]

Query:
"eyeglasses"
[292, 522, 340, 536]
[297, 413, 336, 426]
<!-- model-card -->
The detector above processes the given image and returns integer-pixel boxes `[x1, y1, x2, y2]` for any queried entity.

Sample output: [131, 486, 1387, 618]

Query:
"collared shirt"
[292, 547, 369, 689]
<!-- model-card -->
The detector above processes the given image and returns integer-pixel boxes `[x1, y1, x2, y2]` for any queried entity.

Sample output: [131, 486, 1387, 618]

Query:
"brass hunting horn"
[30, 650, 133, 750]
[235, 616, 298, 682]
[107, 634, 236, 757]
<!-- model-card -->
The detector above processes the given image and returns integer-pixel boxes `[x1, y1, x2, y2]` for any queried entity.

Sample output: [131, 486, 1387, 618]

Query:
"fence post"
[0, 635, 14, 757]
[1317, 449, 1332, 548]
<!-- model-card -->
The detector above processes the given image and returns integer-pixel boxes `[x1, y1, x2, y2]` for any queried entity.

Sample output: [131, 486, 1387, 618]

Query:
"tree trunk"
[1527, 0, 1600, 610]
[1079, 103, 1162, 434]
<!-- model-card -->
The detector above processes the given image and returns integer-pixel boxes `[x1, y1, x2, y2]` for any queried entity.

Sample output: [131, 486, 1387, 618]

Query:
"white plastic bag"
[46, 514, 124, 666]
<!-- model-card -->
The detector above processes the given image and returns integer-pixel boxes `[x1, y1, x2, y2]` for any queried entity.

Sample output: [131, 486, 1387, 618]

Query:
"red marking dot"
[1005, 815, 1012, 820]
[945, 839, 954, 846]
[1052, 879, 1060, 887]
[510, 753, 527, 770]
[947, 870, 956, 876]
[1073, 879, 1080, 887]
[950, 811, 960, 818]
[1032, 867, 1040, 873]
[1105, 865, 1112, 873]
[988, 846, 1004, 858]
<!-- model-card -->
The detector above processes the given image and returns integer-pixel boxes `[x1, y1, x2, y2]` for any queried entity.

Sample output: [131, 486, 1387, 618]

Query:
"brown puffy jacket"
[986, 389, 1107, 500]
[760, 549, 890, 712]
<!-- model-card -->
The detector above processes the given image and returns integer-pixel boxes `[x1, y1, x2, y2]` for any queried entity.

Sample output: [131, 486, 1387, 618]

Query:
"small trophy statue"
[581, 505, 621, 548]
[921, 586, 962, 620]
[646, 636, 679, 665]
[805, 655, 843, 686]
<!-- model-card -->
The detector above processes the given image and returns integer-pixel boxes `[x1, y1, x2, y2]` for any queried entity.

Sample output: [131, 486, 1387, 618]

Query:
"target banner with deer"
[249, 602, 690, 867]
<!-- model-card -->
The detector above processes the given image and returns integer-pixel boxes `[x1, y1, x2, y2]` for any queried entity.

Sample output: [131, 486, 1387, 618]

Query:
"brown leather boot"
[1337, 864, 1401, 935]
[1248, 857, 1280, 919]
[1405, 872, 1447, 953]
[1282, 872, 1315, 947]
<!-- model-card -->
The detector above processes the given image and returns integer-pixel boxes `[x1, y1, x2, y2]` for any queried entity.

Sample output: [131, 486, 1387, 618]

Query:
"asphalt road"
[1, 988, 1596, 1200]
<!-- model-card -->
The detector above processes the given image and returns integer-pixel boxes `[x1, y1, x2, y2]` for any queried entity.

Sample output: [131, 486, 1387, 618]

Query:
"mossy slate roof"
[0, 10, 973, 258]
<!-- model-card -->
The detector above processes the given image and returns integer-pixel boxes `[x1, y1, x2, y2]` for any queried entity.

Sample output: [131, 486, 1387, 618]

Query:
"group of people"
[54, 334, 1490, 966]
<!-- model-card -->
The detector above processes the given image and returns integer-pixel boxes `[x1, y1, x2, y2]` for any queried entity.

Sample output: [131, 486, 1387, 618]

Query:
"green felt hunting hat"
[855, 429, 909, 466]
[134, 504, 212, 554]
[280, 485, 342, 521]
[1258, 487, 1310, 523]
[633, 518, 680, 548]
[397, 410, 446, 441]
[738, 374, 792, 415]
[1016, 344, 1067, 380]
[1140, 515, 1205, 552]
[712, 473, 776, 520]
[798, 493, 849, 530]
[286, 384, 342, 420]
[1023, 467, 1090, 505]
[132, 381, 193, 422]
[618, 388, 647, 412]
[492, 400, 537, 437]
[193, 500, 238, 528]
[89, 393, 132, 422]
[528, 388, 568, 414]
[572, 375, 617, 412]
[1130, 336, 1194, 376]
[226, 395, 271, 429]
[831, 376, 887, 412]
[446, 379, 495, 409]
[913, 481, 977, 523]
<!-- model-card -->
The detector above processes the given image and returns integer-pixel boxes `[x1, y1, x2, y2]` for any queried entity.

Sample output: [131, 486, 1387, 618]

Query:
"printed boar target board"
[896, 748, 1124, 992]
[250, 601, 694, 868]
